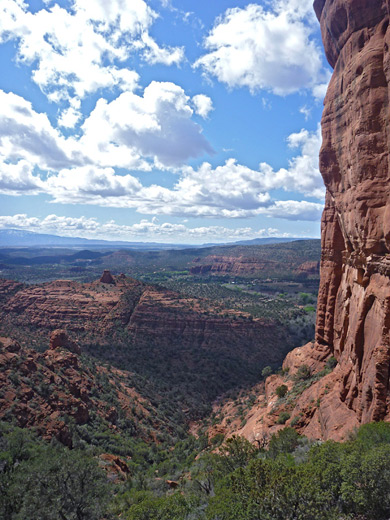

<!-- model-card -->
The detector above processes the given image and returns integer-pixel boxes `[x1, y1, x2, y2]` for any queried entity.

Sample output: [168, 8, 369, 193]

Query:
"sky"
[0, 0, 332, 244]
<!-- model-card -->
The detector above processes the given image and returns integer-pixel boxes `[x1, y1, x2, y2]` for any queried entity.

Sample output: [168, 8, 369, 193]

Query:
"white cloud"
[45, 166, 142, 203]
[0, 85, 213, 171]
[0, 213, 302, 242]
[300, 106, 312, 121]
[194, 1, 326, 97]
[258, 125, 324, 199]
[80, 81, 214, 167]
[42, 127, 323, 221]
[312, 80, 330, 100]
[192, 94, 214, 118]
[0, 0, 183, 113]
[141, 33, 185, 66]
[58, 99, 82, 129]
[0, 86, 322, 222]
[0, 160, 44, 196]
[258, 200, 323, 221]
[0, 90, 79, 170]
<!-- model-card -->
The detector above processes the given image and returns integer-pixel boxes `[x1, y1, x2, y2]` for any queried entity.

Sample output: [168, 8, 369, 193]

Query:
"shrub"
[294, 364, 311, 381]
[261, 366, 272, 378]
[290, 416, 300, 427]
[276, 385, 288, 398]
[268, 427, 300, 458]
[325, 356, 337, 370]
[277, 412, 291, 425]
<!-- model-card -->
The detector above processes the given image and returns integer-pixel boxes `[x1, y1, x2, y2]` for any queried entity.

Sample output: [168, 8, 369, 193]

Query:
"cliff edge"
[206, 1, 390, 442]
[311, 0, 390, 436]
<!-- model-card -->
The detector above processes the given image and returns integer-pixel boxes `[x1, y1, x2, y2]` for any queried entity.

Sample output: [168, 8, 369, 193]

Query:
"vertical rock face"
[100, 270, 115, 284]
[315, 0, 390, 427]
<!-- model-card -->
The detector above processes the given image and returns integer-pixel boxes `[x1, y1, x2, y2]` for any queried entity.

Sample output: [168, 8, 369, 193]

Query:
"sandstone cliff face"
[310, 0, 390, 436]
[206, 1, 390, 443]
[189, 254, 320, 277]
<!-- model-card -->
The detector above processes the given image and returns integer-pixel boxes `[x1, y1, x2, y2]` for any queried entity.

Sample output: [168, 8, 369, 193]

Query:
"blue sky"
[0, 0, 331, 243]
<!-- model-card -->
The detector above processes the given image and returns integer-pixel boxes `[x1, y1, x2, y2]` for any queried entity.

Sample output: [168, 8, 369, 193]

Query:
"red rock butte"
[309, 0, 390, 437]
[100, 270, 115, 284]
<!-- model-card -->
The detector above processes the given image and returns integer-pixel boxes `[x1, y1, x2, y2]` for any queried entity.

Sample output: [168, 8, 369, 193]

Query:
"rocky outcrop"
[307, 0, 390, 436]
[49, 329, 81, 355]
[189, 246, 321, 278]
[0, 276, 290, 369]
[208, 1, 390, 443]
[190, 256, 277, 275]
[0, 332, 161, 446]
[295, 261, 320, 276]
[0, 276, 144, 336]
[100, 269, 115, 284]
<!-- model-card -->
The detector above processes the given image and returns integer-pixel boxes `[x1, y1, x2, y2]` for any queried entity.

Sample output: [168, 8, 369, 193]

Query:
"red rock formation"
[206, 2, 390, 443]
[190, 255, 277, 275]
[295, 261, 320, 276]
[0, 277, 289, 372]
[308, 0, 390, 435]
[0, 276, 144, 336]
[0, 333, 162, 446]
[100, 269, 115, 284]
[50, 329, 81, 355]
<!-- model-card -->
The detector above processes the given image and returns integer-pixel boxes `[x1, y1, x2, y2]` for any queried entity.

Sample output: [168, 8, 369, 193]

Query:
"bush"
[261, 366, 272, 378]
[277, 412, 291, 425]
[294, 364, 311, 381]
[276, 384, 288, 398]
[290, 416, 300, 427]
[268, 427, 300, 458]
[0, 425, 110, 520]
[325, 356, 337, 370]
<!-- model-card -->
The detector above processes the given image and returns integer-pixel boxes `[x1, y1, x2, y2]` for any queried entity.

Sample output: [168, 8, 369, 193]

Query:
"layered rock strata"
[309, 0, 390, 435]
[206, 1, 390, 443]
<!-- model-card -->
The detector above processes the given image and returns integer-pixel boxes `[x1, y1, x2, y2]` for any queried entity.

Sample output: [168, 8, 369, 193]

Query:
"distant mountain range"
[0, 229, 315, 249]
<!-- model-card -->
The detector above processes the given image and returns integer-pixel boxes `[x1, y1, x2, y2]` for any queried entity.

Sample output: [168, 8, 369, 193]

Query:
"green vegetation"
[114, 422, 390, 520]
[276, 384, 288, 398]
[276, 411, 291, 424]
[0, 423, 110, 519]
[3, 418, 390, 519]
[261, 365, 273, 378]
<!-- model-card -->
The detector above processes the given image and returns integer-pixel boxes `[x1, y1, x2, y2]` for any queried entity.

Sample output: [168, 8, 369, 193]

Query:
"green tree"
[11, 445, 110, 520]
[341, 444, 390, 519]
[268, 428, 300, 459]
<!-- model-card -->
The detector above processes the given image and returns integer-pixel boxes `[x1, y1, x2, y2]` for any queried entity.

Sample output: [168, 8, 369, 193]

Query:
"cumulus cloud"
[80, 82, 214, 167]
[0, 213, 299, 242]
[0, 85, 213, 171]
[258, 200, 323, 221]
[40, 126, 323, 221]
[0, 160, 44, 196]
[258, 125, 324, 199]
[194, 0, 326, 97]
[0, 90, 79, 170]
[45, 167, 142, 203]
[0, 101, 323, 221]
[0, 83, 322, 222]
[0, 0, 183, 113]
[192, 95, 214, 118]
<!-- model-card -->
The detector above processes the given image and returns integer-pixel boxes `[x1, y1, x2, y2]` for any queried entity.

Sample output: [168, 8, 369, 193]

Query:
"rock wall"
[314, 0, 390, 430]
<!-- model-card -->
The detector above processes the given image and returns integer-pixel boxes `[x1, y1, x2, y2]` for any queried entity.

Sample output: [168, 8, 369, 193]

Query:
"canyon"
[0, 271, 294, 437]
[2, 1, 390, 448]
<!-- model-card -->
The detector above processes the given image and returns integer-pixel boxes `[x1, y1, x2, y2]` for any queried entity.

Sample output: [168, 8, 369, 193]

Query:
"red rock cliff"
[215, 2, 390, 443]
[313, 0, 390, 431]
